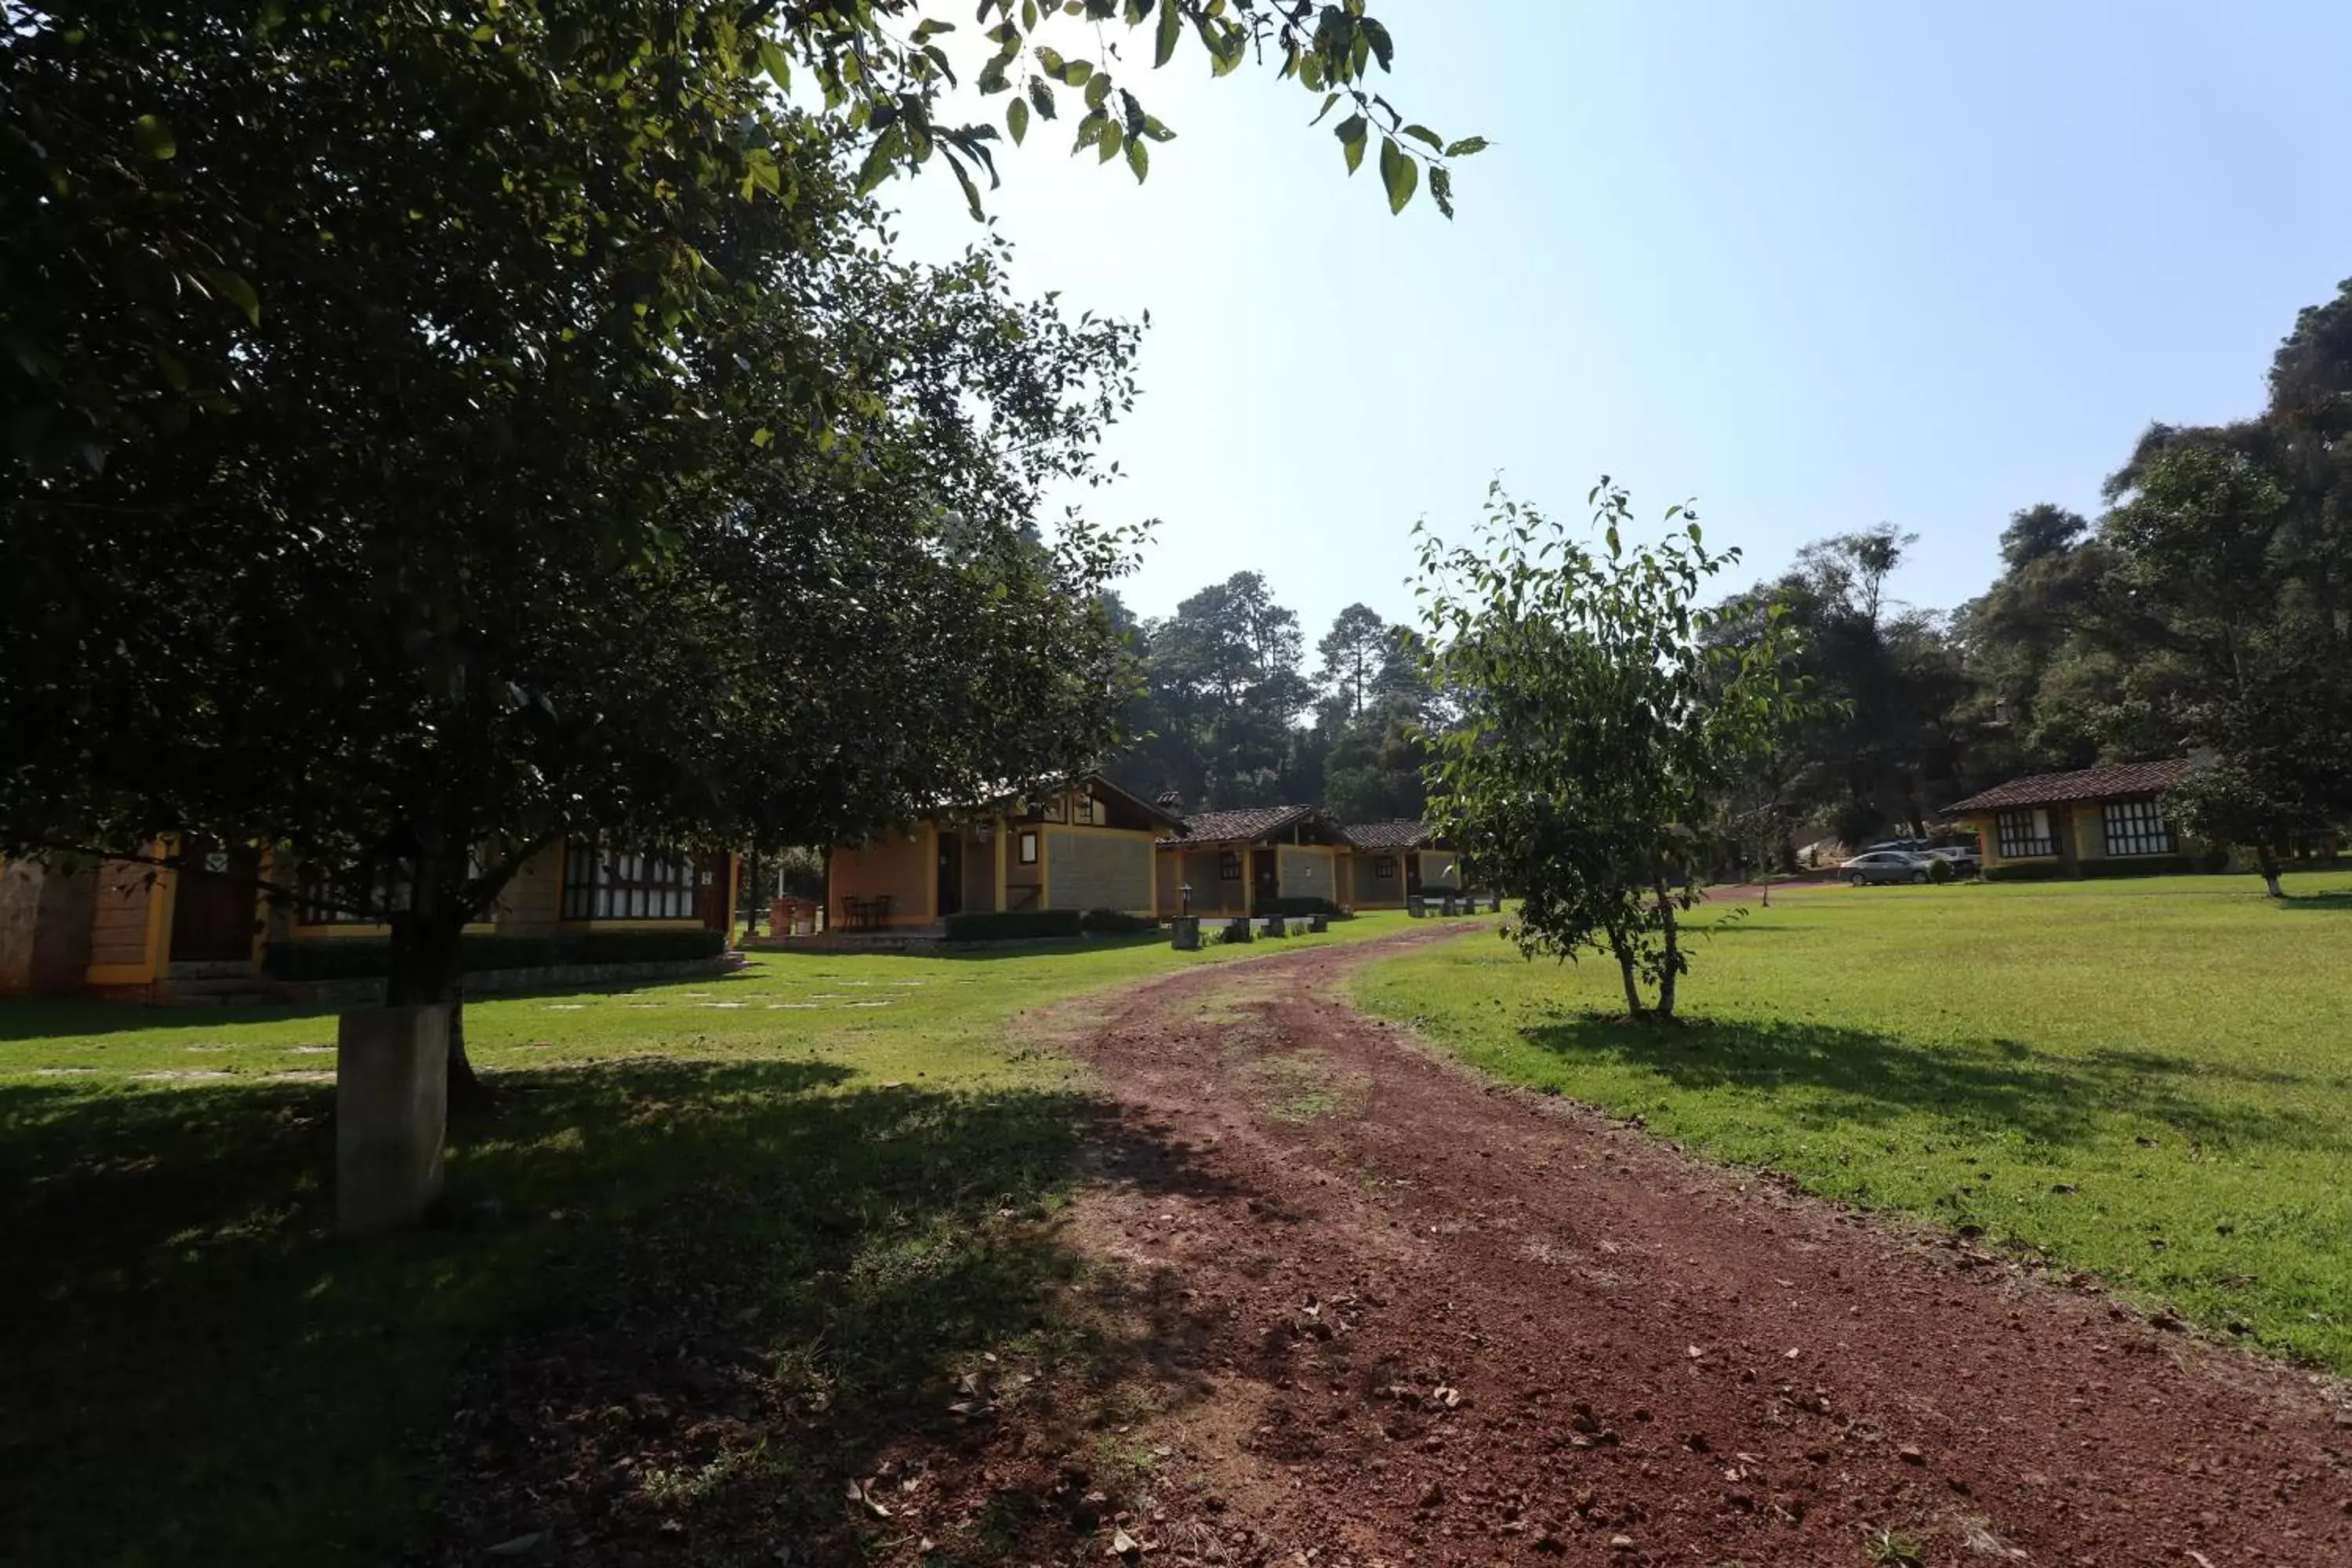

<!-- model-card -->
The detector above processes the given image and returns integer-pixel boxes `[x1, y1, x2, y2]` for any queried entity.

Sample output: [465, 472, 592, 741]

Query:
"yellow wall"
[1276, 844, 1341, 903]
[1044, 827, 1157, 915]
[1348, 851, 1410, 907]
[1417, 849, 1462, 891]
[829, 825, 935, 926]
[86, 850, 170, 985]
[1156, 848, 1247, 914]
[495, 842, 568, 938]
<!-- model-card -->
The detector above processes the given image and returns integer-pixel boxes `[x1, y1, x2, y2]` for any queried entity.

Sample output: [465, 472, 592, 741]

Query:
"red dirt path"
[1064, 925, 2352, 1566]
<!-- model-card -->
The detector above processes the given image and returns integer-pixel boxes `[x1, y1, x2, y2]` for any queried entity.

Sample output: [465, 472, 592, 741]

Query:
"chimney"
[1156, 789, 1185, 815]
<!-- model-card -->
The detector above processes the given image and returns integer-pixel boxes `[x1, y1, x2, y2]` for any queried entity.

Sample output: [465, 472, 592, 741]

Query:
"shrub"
[1261, 916, 1288, 938]
[943, 909, 1083, 943]
[555, 927, 726, 964]
[2079, 854, 2199, 879]
[1217, 919, 1254, 945]
[1926, 856, 1955, 884]
[1981, 862, 2063, 884]
[1256, 895, 1338, 917]
[1078, 909, 1158, 935]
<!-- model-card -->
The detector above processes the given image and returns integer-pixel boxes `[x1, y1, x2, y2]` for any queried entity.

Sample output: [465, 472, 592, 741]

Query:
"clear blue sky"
[893, 1, 2352, 643]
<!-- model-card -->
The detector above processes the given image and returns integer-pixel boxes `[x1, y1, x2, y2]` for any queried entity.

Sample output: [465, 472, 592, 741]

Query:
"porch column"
[994, 816, 1009, 913]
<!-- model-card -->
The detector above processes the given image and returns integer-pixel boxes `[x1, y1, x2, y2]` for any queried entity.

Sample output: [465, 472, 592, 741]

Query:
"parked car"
[1864, 837, 1933, 855]
[1923, 844, 1981, 875]
[1840, 850, 1934, 886]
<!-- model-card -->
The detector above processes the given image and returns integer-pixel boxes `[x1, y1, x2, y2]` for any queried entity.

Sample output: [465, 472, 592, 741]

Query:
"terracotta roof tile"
[1341, 820, 1434, 851]
[1157, 804, 1315, 848]
[1944, 757, 2194, 815]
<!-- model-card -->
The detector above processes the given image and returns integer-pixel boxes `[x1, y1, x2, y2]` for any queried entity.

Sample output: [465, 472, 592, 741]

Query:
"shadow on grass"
[2276, 891, 2352, 912]
[2, 1060, 1246, 1567]
[1521, 1014, 2335, 1152]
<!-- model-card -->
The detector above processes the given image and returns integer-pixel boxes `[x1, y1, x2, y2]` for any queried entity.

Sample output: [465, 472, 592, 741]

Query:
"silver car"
[1841, 850, 1933, 886]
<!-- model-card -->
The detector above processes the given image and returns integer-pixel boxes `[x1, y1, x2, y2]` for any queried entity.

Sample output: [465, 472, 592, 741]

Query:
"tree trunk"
[1612, 938, 1645, 1019]
[2256, 843, 2285, 898]
[386, 913, 488, 1111]
[739, 848, 763, 944]
[1656, 896, 1680, 1020]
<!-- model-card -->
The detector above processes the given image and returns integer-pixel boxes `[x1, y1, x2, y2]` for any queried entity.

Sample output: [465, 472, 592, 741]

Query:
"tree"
[0, 6, 1148, 1098]
[1726, 528, 1976, 846]
[1316, 603, 1394, 722]
[3, 2, 1485, 475]
[2087, 435, 2352, 891]
[2, 0, 1475, 1102]
[1414, 481, 1805, 1020]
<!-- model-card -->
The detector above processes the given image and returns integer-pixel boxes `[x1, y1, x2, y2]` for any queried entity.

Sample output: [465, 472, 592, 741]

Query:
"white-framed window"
[1073, 794, 1094, 826]
[1374, 856, 1397, 880]
[1018, 831, 1039, 865]
[2102, 799, 2173, 857]
[1218, 851, 1242, 880]
[563, 844, 698, 920]
[1995, 808, 2054, 858]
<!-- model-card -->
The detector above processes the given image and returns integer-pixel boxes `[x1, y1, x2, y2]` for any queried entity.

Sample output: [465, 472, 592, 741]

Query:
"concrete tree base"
[1169, 917, 1201, 951]
[336, 1005, 449, 1236]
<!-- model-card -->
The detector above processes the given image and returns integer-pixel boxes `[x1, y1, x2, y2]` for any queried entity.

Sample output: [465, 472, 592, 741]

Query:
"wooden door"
[936, 831, 963, 918]
[168, 837, 259, 963]
[695, 853, 732, 931]
[1251, 848, 1278, 910]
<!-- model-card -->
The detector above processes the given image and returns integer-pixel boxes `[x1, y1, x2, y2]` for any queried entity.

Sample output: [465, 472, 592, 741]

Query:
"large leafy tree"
[1726, 528, 1975, 845]
[1415, 481, 1805, 1020]
[2, 0, 1472, 1094]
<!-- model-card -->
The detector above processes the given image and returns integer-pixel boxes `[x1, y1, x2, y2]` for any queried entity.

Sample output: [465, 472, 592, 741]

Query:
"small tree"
[1414, 481, 1805, 1019]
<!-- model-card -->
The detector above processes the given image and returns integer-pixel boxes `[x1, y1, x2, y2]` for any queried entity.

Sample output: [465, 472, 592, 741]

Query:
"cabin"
[1338, 821, 1461, 909]
[1153, 805, 1357, 916]
[0, 838, 739, 1000]
[1944, 759, 2197, 878]
[825, 773, 1181, 931]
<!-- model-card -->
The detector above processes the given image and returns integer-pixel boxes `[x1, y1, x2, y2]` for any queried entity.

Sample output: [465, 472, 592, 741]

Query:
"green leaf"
[1036, 44, 1067, 76]
[132, 114, 176, 161]
[1155, 0, 1181, 66]
[1028, 77, 1058, 120]
[1379, 136, 1416, 213]
[948, 151, 986, 220]
[1336, 112, 1368, 175]
[208, 268, 260, 326]
[1140, 114, 1174, 143]
[1084, 72, 1110, 110]
[750, 426, 774, 448]
[1361, 18, 1395, 72]
[1125, 132, 1149, 183]
[1402, 123, 1443, 154]
[1444, 136, 1490, 158]
[1429, 163, 1454, 220]
[1097, 119, 1123, 164]
[855, 125, 905, 195]
[757, 36, 792, 90]
[1007, 96, 1030, 144]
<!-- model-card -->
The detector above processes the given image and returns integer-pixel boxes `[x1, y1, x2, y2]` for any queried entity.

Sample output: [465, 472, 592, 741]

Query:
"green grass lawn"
[1355, 873, 2352, 1370]
[0, 914, 1416, 1566]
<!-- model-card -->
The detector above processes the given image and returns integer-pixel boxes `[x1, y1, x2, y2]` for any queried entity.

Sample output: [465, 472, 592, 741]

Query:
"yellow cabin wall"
[829, 825, 935, 927]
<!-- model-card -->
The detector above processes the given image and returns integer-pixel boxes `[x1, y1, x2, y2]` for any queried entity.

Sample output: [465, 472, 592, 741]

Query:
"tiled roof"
[1944, 757, 2194, 815]
[1341, 820, 1434, 851]
[1158, 804, 1316, 848]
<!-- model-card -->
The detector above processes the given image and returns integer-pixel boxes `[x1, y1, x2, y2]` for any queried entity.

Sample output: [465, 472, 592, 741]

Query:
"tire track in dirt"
[1067, 927, 2352, 1566]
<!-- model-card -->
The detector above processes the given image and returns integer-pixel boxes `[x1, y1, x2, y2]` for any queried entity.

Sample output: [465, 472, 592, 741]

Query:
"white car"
[1839, 850, 1934, 886]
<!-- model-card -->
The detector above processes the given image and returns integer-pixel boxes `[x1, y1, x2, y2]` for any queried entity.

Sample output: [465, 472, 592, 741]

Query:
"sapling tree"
[1413, 481, 1806, 1019]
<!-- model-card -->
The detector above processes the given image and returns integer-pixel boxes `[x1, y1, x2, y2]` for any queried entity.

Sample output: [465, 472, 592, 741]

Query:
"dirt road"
[1066, 927, 2352, 1566]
